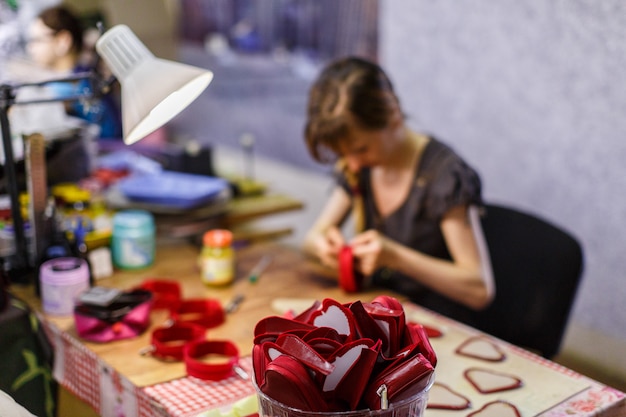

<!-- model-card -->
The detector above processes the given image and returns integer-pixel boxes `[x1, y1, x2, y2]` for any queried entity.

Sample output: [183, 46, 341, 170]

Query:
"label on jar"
[201, 256, 234, 285]
[114, 236, 154, 269]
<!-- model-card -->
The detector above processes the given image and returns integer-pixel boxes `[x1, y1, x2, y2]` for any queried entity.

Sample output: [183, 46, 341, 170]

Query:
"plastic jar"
[111, 210, 155, 269]
[200, 229, 235, 286]
[40, 257, 90, 316]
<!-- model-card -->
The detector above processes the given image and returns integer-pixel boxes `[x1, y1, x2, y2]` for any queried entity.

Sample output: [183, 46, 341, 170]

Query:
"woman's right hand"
[314, 226, 345, 269]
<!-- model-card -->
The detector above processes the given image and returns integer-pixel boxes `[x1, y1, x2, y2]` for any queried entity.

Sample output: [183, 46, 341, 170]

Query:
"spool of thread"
[111, 210, 155, 270]
[40, 257, 90, 316]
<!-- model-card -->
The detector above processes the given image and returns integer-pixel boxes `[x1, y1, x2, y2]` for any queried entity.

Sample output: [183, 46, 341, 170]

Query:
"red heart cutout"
[261, 354, 329, 412]
[349, 301, 389, 351]
[467, 400, 521, 417]
[408, 322, 443, 338]
[309, 298, 358, 340]
[321, 339, 380, 410]
[456, 336, 506, 362]
[371, 295, 404, 311]
[302, 327, 345, 355]
[254, 316, 316, 339]
[274, 333, 335, 375]
[292, 299, 322, 323]
[363, 299, 405, 356]
[363, 352, 434, 410]
[464, 368, 523, 394]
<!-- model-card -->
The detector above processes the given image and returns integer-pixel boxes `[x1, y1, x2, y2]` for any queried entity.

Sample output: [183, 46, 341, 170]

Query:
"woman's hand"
[350, 230, 391, 275]
[313, 226, 345, 269]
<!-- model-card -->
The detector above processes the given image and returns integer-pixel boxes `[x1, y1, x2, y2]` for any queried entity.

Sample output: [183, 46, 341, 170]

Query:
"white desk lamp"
[96, 25, 213, 145]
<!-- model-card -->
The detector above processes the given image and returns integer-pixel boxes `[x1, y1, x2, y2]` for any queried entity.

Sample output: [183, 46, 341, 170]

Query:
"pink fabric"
[74, 300, 152, 343]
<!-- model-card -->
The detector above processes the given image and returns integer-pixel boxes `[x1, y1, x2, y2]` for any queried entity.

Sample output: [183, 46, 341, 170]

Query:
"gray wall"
[380, 0, 626, 351]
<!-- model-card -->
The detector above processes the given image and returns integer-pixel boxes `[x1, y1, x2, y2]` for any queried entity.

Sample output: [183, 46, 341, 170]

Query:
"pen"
[248, 255, 272, 283]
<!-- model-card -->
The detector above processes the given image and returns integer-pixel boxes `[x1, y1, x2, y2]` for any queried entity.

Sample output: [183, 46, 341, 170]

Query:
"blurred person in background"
[26, 5, 122, 139]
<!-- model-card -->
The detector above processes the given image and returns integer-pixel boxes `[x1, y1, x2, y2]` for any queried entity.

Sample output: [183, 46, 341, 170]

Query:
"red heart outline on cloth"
[427, 382, 471, 410]
[467, 400, 521, 417]
[464, 368, 523, 394]
[456, 336, 506, 362]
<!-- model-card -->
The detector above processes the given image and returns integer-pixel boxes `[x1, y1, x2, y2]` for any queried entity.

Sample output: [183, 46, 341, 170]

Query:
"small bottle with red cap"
[200, 229, 235, 286]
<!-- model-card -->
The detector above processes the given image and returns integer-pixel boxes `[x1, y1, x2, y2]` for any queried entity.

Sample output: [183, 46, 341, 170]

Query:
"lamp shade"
[96, 25, 213, 144]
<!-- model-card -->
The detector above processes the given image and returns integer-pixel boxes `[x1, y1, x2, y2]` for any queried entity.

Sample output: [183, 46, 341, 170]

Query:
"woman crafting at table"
[302, 57, 494, 322]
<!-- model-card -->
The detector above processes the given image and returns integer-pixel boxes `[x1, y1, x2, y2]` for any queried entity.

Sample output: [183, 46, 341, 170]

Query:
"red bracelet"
[172, 299, 226, 329]
[147, 322, 206, 361]
[184, 340, 240, 381]
[139, 279, 182, 311]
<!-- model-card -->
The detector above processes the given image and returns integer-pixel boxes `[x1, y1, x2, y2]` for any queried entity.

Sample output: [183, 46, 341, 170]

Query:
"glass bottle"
[200, 229, 235, 286]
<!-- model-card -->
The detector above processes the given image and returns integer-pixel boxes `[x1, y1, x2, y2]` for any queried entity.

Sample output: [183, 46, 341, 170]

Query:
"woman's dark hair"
[304, 56, 401, 163]
[38, 5, 84, 53]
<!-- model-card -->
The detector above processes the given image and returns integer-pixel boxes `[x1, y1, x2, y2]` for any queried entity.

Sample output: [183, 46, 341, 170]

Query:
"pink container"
[40, 257, 90, 316]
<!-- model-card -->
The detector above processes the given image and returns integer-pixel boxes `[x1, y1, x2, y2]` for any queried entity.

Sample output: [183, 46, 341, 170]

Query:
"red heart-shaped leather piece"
[261, 354, 329, 412]
[321, 338, 380, 410]
[309, 298, 358, 340]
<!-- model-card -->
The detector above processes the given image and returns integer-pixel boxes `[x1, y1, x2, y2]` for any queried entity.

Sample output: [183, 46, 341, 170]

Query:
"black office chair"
[472, 203, 584, 359]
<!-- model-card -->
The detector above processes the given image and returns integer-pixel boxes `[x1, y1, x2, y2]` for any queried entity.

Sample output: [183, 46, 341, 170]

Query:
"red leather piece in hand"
[338, 245, 364, 293]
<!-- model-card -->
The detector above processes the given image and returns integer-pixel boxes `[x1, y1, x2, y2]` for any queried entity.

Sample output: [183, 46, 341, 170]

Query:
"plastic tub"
[111, 210, 155, 269]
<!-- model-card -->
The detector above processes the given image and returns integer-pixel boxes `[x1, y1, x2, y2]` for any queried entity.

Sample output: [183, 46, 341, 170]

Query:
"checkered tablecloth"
[143, 357, 256, 417]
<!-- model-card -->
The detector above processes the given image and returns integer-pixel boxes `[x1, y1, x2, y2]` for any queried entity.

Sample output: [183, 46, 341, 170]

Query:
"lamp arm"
[0, 85, 29, 276]
[7, 71, 118, 107]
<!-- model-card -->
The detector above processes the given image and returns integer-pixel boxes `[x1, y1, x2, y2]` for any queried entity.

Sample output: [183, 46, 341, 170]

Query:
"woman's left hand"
[350, 230, 390, 276]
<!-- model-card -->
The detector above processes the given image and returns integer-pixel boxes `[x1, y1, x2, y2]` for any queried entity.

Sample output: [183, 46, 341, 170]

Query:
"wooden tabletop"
[11, 241, 393, 387]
